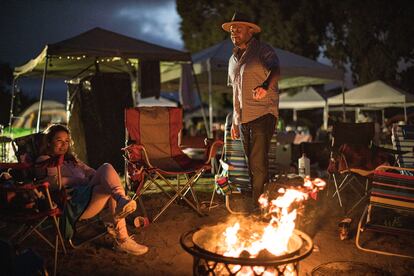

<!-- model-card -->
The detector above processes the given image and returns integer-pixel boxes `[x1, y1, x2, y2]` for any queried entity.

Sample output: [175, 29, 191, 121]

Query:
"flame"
[219, 177, 326, 275]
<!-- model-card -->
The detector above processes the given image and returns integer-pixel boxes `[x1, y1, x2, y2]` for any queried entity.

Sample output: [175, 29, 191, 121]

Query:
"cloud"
[0, 0, 184, 66]
[114, 1, 183, 49]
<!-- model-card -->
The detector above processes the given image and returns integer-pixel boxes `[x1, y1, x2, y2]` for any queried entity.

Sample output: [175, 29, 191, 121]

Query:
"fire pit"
[181, 225, 313, 275]
[180, 177, 325, 275]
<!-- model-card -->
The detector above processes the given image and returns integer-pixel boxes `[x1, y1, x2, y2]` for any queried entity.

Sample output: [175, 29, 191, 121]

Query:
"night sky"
[0, 0, 183, 101]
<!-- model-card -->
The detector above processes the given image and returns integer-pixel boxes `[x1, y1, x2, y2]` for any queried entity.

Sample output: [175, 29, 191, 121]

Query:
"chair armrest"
[375, 165, 414, 173]
[204, 140, 224, 164]
[0, 162, 32, 170]
[123, 144, 154, 168]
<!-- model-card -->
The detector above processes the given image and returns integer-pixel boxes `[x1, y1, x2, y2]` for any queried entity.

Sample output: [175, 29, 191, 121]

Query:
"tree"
[176, 0, 414, 91]
[177, 0, 327, 59]
[0, 62, 35, 127]
[323, 0, 414, 89]
[0, 62, 13, 126]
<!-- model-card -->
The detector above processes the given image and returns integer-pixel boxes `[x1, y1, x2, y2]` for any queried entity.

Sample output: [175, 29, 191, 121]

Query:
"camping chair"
[10, 133, 107, 249]
[355, 165, 414, 258]
[210, 113, 280, 214]
[0, 161, 66, 276]
[391, 124, 414, 174]
[123, 107, 223, 222]
[328, 122, 377, 215]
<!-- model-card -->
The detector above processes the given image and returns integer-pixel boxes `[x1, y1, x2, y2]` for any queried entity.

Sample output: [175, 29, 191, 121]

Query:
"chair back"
[125, 107, 193, 170]
[331, 122, 375, 148]
[371, 169, 414, 212]
[12, 133, 46, 164]
[221, 113, 279, 192]
[392, 124, 414, 169]
[222, 113, 251, 192]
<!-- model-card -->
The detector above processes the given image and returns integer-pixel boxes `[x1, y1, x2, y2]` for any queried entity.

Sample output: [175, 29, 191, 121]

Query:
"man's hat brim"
[222, 21, 261, 33]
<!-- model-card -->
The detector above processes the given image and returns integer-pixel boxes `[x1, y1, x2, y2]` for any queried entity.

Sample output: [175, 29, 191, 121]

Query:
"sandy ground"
[3, 176, 414, 275]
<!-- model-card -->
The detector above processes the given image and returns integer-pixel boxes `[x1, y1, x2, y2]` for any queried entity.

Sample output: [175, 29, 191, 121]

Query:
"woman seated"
[35, 124, 147, 256]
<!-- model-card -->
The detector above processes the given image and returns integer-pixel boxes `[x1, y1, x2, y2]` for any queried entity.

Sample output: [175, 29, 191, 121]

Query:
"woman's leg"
[80, 163, 131, 239]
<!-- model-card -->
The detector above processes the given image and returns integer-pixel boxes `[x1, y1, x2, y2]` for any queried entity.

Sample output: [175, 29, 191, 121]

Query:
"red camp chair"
[328, 122, 377, 215]
[123, 107, 223, 222]
[0, 162, 66, 276]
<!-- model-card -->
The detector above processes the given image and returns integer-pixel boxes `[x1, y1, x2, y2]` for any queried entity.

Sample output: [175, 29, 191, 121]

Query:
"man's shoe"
[114, 236, 148, 256]
[115, 198, 137, 220]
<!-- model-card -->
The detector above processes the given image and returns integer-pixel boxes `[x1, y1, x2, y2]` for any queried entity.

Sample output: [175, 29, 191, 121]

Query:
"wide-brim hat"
[222, 12, 261, 33]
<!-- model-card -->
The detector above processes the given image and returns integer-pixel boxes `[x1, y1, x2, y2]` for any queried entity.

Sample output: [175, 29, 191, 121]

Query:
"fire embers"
[219, 177, 327, 259]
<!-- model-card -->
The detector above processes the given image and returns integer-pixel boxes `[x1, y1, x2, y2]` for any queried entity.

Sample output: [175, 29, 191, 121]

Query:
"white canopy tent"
[327, 80, 414, 122]
[279, 87, 329, 128]
[161, 39, 344, 134]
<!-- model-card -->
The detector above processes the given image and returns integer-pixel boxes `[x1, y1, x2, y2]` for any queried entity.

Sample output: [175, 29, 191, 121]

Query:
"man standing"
[222, 12, 280, 208]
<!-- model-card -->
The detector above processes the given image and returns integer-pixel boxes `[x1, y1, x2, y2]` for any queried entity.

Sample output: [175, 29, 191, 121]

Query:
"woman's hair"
[43, 124, 77, 163]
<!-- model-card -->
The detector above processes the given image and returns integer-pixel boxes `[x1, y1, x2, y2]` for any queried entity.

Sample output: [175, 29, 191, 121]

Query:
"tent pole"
[341, 81, 346, 122]
[293, 109, 297, 122]
[404, 102, 407, 123]
[36, 55, 49, 133]
[191, 62, 211, 138]
[355, 107, 360, 122]
[207, 58, 213, 138]
[323, 100, 328, 130]
[8, 77, 17, 134]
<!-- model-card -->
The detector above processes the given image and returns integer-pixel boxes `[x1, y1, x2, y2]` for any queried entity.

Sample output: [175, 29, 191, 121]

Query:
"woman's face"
[50, 130, 70, 156]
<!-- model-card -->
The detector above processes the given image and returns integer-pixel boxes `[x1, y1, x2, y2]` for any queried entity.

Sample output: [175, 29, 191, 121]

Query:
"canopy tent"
[161, 39, 344, 133]
[279, 87, 329, 129]
[327, 80, 414, 122]
[11, 27, 204, 133]
[14, 27, 191, 78]
[279, 87, 326, 109]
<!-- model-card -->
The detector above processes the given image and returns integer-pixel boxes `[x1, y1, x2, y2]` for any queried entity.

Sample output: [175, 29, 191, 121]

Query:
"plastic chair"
[328, 122, 377, 215]
[123, 107, 223, 222]
[0, 162, 66, 276]
[355, 165, 414, 258]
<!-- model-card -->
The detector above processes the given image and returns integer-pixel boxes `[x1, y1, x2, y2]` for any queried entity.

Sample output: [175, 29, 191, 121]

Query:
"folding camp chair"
[328, 122, 377, 215]
[355, 165, 414, 258]
[391, 124, 414, 173]
[11, 133, 107, 248]
[123, 107, 223, 222]
[0, 162, 66, 276]
[210, 113, 280, 214]
[1, 133, 107, 274]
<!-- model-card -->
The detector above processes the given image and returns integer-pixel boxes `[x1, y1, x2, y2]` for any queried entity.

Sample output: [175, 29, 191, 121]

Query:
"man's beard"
[231, 36, 243, 47]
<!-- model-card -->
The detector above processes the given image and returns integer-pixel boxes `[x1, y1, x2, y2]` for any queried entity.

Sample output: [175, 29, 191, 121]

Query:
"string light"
[53, 55, 138, 65]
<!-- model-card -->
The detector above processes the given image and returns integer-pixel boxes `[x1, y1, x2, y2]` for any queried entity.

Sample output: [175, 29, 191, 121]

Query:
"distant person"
[35, 124, 148, 256]
[223, 12, 280, 207]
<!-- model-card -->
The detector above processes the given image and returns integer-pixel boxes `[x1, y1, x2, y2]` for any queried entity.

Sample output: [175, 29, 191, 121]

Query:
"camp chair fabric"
[391, 124, 414, 174]
[356, 165, 414, 258]
[328, 122, 376, 215]
[124, 107, 222, 222]
[0, 162, 66, 276]
[212, 113, 280, 214]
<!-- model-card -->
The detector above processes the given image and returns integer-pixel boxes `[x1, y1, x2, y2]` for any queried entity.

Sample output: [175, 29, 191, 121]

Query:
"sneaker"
[114, 236, 148, 256]
[115, 197, 137, 220]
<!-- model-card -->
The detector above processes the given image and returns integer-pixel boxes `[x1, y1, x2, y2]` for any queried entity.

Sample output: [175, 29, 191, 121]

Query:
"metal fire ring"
[180, 228, 314, 267]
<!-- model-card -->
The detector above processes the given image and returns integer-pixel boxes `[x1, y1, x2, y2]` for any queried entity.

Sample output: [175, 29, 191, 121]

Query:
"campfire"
[181, 177, 326, 275]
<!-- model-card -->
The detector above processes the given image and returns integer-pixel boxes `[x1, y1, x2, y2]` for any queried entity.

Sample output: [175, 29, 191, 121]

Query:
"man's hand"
[253, 86, 267, 100]
[231, 124, 240, 140]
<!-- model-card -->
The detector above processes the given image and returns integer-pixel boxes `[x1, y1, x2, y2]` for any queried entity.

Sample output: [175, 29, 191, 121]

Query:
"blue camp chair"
[391, 124, 414, 174]
[210, 113, 280, 214]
